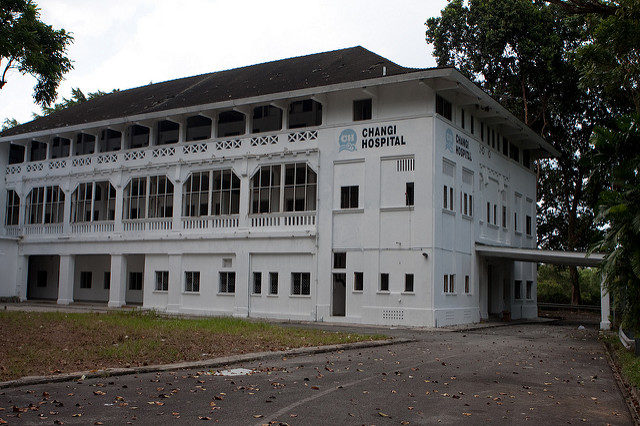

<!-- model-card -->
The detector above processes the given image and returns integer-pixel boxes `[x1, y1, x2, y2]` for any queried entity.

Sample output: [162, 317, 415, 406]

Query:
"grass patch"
[0, 310, 384, 382]
[602, 334, 640, 388]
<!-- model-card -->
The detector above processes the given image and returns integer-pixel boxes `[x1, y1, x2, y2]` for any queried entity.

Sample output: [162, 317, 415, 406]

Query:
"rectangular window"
[502, 206, 507, 228]
[291, 272, 311, 295]
[380, 273, 389, 292]
[469, 195, 473, 216]
[354, 272, 363, 291]
[443, 185, 454, 211]
[461, 108, 465, 129]
[253, 272, 262, 294]
[435, 95, 452, 121]
[129, 272, 143, 291]
[502, 137, 509, 156]
[470, 115, 475, 134]
[443, 274, 449, 293]
[219, 271, 235, 293]
[487, 202, 491, 223]
[405, 182, 414, 206]
[5, 190, 20, 226]
[184, 271, 200, 293]
[526, 215, 532, 236]
[523, 150, 531, 168]
[104, 272, 111, 290]
[340, 186, 359, 209]
[449, 274, 455, 293]
[493, 204, 497, 226]
[465, 275, 470, 294]
[269, 272, 279, 295]
[404, 274, 414, 293]
[510, 143, 520, 162]
[515, 280, 522, 300]
[155, 271, 169, 291]
[80, 271, 92, 289]
[526, 281, 533, 299]
[333, 252, 346, 269]
[514, 212, 519, 232]
[353, 99, 372, 121]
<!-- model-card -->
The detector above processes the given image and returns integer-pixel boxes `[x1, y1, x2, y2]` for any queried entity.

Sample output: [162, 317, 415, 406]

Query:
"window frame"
[291, 272, 311, 296]
[219, 271, 236, 294]
[155, 271, 169, 292]
[184, 271, 200, 293]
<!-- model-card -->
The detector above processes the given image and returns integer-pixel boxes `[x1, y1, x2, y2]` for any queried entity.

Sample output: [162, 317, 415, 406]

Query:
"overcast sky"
[0, 0, 448, 126]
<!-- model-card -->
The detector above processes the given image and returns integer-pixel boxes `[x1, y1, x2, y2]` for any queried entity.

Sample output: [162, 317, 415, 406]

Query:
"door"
[332, 273, 346, 316]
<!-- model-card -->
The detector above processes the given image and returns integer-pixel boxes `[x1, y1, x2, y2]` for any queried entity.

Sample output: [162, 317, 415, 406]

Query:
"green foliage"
[590, 114, 640, 332]
[1, 117, 19, 131]
[0, 0, 74, 107]
[602, 333, 640, 388]
[36, 87, 116, 117]
[537, 264, 601, 305]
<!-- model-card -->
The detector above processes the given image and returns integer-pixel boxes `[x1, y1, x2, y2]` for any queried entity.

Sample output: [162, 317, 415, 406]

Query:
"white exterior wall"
[0, 77, 541, 327]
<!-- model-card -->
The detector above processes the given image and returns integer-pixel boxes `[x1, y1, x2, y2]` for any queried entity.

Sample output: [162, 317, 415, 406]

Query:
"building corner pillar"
[108, 254, 127, 307]
[57, 254, 75, 305]
[16, 255, 28, 301]
[166, 254, 182, 313]
[600, 275, 611, 330]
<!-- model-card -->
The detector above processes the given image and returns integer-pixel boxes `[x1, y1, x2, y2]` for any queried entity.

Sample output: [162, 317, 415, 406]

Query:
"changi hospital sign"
[445, 128, 472, 162]
[339, 125, 407, 152]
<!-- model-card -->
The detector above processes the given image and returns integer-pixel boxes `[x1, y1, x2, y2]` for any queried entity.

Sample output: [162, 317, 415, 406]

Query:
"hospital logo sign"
[338, 129, 357, 152]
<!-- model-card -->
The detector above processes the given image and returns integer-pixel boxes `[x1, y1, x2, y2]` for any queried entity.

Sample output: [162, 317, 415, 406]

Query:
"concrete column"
[108, 254, 127, 307]
[16, 255, 28, 301]
[62, 185, 72, 234]
[177, 117, 186, 144]
[114, 184, 124, 233]
[24, 141, 30, 162]
[57, 254, 75, 304]
[238, 174, 250, 227]
[172, 177, 183, 231]
[148, 124, 156, 147]
[166, 254, 182, 312]
[600, 275, 611, 330]
[234, 250, 249, 318]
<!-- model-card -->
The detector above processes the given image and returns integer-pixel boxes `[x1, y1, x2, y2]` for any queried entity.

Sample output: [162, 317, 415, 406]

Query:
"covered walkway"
[475, 244, 609, 329]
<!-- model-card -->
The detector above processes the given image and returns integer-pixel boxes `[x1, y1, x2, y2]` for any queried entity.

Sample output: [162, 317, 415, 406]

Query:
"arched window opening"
[30, 140, 47, 161]
[71, 181, 116, 222]
[75, 133, 95, 156]
[123, 177, 146, 220]
[182, 169, 240, 217]
[186, 115, 212, 141]
[252, 105, 282, 133]
[100, 129, 121, 152]
[284, 163, 317, 211]
[217, 111, 245, 138]
[251, 165, 281, 214]
[288, 99, 322, 129]
[148, 176, 174, 218]
[156, 120, 179, 145]
[5, 190, 19, 226]
[51, 137, 70, 159]
[129, 125, 149, 149]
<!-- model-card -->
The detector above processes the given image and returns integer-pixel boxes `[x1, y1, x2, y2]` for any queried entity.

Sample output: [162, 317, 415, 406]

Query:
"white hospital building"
[0, 47, 560, 327]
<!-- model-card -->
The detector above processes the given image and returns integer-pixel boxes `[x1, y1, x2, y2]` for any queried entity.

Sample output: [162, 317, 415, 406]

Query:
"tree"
[590, 115, 640, 331]
[1, 117, 19, 131]
[0, 0, 74, 107]
[426, 0, 608, 304]
[36, 87, 115, 117]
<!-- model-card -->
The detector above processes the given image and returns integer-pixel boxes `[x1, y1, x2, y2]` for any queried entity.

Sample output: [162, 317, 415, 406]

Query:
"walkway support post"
[57, 254, 74, 305]
[600, 274, 611, 330]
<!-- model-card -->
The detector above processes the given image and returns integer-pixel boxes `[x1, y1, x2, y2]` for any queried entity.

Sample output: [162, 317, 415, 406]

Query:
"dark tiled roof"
[2, 46, 423, 138]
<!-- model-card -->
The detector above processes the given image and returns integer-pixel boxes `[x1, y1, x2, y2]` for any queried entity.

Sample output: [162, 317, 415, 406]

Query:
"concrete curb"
[603, 340, 640, 425]
[444, 317, 559, 332]
[0, 337, 413, 390]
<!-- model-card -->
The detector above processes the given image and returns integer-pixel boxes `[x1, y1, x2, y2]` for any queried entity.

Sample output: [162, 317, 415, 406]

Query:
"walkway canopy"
[475, 244, 610, 330]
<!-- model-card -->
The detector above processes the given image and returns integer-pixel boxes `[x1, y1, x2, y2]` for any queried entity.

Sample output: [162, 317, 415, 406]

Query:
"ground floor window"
[444, 274, 455, 294]
[219, 272, 235, 293]
[185, 271, 200, 293]
[515, 280, 522, 299]
[380, 273, 389, 292]
[80, 271, 92, 289]
[526, 280, 533, 299]
[269, 272, 278, 295]
[340, 186, 359, 209]
[253, 272, 262, 294]
[155, 271, 169, 291]
[291, 272, 310, 295]
[464, 275, 470, 294]
[404, 274, 414, 293]
[354, 272, 363, 291]
[129, 272, 143, 290]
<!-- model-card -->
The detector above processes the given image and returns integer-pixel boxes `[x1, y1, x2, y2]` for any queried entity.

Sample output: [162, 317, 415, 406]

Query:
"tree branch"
[1, 58, 15, 90]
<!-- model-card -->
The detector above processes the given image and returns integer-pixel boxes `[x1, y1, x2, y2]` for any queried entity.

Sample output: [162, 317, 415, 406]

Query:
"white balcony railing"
[250, 211, 316, 228]
[5, 225, 21, 237]
[181, 215, 239, 230]
[23, 223, 64, 235]
[123, 218, 173, 232]
[71, 221, 114, 234]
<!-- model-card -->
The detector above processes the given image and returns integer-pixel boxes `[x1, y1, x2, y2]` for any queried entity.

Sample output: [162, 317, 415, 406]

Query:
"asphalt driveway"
[0, 322, 632, 425]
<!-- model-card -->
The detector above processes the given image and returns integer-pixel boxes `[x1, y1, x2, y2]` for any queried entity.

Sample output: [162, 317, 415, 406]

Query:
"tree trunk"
[570, 265, 581, 305]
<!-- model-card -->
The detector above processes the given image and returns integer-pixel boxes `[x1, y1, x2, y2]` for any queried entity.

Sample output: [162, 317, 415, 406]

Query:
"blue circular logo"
[338, 129, 357, 152]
